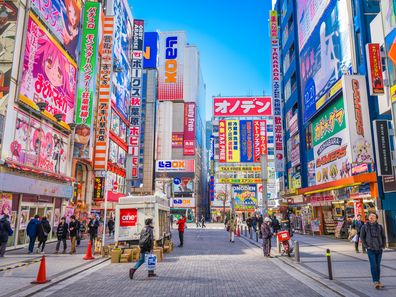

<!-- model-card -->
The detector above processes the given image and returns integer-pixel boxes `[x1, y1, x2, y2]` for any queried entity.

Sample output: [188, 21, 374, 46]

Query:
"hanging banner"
[183, 102, 196, 156]
[373, 120, 393, 176]
[240, 120, 254, 162]
[366, 44, 384, 95]
[218, 166, 261, 172]
[143, 32, 158, 69]
[213, 97, 272, 117]
[74, 2, 100, 159]
[218, 120, 226, 163]
[253, 120, 267, 163]
[94, 16, 114, 170]
[225, 120, 240, 163]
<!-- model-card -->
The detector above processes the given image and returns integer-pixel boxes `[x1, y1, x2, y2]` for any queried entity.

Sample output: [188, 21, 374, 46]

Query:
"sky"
[129, 0, 273, 120]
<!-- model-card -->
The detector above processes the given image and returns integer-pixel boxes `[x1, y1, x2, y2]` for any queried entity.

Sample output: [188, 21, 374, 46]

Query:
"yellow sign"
[218, 178, 262, 184]
[316, 78, 343, 110]
[225, 120, 240, 162]
[391, 84, 396, 103]
[218, 166, 261, 172]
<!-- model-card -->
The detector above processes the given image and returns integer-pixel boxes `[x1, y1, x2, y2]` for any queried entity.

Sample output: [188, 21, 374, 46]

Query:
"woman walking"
[37, 216, 51, 254]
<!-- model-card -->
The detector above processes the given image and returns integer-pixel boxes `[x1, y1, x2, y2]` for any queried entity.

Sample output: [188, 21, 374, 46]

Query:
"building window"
[291, 72, 297, 93]
[289, 43, 295, 62]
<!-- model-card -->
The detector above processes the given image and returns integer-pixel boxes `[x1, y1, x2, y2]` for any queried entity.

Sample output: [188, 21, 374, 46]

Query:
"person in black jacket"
[360, 212, 387, 289]
[88, 215, 99, 245]
[55, 217, 68, 254]
[351, 214, 366, 253]
[69, 215, 77, 254]
[261, 217, 273, 257]
[37, 216, 51, 253]
[107, 218, 115, 237]
[0, 215, 13, 257]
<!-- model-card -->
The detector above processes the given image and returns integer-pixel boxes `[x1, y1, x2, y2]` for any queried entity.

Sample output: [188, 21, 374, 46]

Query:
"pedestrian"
[272, 214, 280, 234]
[75, 218, 81, 247]
[360, 212, 386, 289]
[108, 217, 115, 237]
[26, 215, 40, 254]
[129, 218, 156, 279]
[252, 215, 257, 232]
[351, 214, 366, 253]
[170, 214, 174, 229]
[195, 217, 201, 228]
[77, 219, 86, 246]
[55, 217, 68, 254]
[228, 215, 236, 243]
[261, 217, 273, 257]
[69, 215, 77, 254]
[201, 215, 206, 228]
[36, 216, 51, 254]
[87, 215, 99, 246]
[0, 214, 13, 257]
[258, 215, 264, 235]
[246, 216, 252, 234]
[176, 215, 186, 247]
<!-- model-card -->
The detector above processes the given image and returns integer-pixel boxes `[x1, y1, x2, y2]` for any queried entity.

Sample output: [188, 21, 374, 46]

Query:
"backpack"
[139, 227, 152, 251]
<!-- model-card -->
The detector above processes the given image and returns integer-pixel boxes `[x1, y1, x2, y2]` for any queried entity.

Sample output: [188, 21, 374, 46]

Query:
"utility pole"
[261, 156, 268, 216]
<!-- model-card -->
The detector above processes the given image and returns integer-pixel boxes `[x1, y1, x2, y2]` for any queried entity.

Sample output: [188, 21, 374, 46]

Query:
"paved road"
[39, 228, 331, 297]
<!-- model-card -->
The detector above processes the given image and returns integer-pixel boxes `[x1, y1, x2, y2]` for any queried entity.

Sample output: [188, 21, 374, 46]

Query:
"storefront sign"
[218, 120, 226, 162]
[240, 120, 254, 162]
[383, 172, 396, 193]
[183, 102, 196, 155]
[366, 44, 384, 95]
[213, 97, 272, 117]
[171, 198, 195, 208]
[373, 120, 393, 176]
[310, 195, 334, 207]
[143, 32, 158, 69]
[290, 134, 300, 167]
[158, 31, 185, 100]
[226, 120, 240, 163]
[253, 120, 267, 162]
[93, 177, 105, 200]
[218, 178, 261, 184]
[172, 133, 184, 148]
[74, 2, 100, 159]
[218, 166, 261, 172]
[155, 159, 195, 173]
[119, 208, 137, 226]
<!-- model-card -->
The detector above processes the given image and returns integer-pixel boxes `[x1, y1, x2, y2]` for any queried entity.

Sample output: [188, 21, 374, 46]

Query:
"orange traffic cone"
[237, 227, 241, 237]
[31, 255, 50, 284]
[83, 241, 95, 260]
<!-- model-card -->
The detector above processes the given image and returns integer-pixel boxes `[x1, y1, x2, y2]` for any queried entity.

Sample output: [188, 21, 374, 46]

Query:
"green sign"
[75, 1, 100, 126]
[312, 96, 346, 147]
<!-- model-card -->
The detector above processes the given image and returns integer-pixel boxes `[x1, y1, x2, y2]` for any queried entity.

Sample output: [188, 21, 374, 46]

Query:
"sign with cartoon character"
[231, 184, 257, 211]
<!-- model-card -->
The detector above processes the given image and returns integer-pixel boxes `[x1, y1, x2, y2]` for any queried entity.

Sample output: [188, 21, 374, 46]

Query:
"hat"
[264, 217, 272, 223]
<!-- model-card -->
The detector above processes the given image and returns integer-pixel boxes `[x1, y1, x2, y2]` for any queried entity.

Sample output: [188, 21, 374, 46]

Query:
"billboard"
[300, 0, 352, 123]
[218, 166, 261, 172]
[31, 0, 82, 61]
[173, 177, 194, 194]
[74, 2, 100, 159]
[20, 13, 77, 124]
[385, 29, 396, 99]
[171, 198, 195, 208]
[211, 184, 230, 208]
[366, 44, 384, 95]
[381, 0, 396, 38]
[373, 120, 393, 176]
[218, 178, 261, 184]
[8, 110, 68, 175]
[155, 159, 195, 173]
[218, 120, 226, 162]
[226, 120, 240, 162]
[94, 16, 114, 170]
[232, 185, 257, 211]
[253, 120, 267, 163]
[172, 133, 183, 148]
[240, 120, 254, 162]
[269, 10, 278, 39]
[158, 31, 186, 100]
[183, 102, 196, 156]
[119, 208, 137, 226]
[213, 97, 272, 117]
[143, 32, 158, 69]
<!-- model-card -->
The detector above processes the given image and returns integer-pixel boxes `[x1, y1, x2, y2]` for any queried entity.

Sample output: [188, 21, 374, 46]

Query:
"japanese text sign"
[366, 44, 384, 95]
[219, 120, 226, 163]
[253, 120, 267, 162]
[225, 120, 240, 163]
[214, 97, 272, 117]
[184, 103, 196, 156]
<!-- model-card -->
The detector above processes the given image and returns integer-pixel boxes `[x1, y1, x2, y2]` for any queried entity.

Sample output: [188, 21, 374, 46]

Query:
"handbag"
[145, 253, 157, 271]
[352, 234, 359, 243]
[348, 228, 357, 240]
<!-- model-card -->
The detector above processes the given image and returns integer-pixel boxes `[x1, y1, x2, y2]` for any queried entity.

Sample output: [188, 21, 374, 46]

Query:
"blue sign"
[173, 177, 181, 185]
[143, 32, 158, 69]
[240, 120, 254, 162]
[300, 0, 352, 123]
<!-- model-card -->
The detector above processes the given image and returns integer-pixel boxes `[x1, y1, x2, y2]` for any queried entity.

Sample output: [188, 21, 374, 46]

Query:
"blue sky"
[129, 0, 273, 120]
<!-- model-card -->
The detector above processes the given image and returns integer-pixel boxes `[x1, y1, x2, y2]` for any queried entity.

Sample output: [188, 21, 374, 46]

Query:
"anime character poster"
[232, 185, 257, 211]
[112, 0, 133, 119]
[19, 209, 29, 229]
[0, 193, 12, 217]
[30, 0, 82, 61]
[20, 13, 77, 124]
[53, 208, 60, 227]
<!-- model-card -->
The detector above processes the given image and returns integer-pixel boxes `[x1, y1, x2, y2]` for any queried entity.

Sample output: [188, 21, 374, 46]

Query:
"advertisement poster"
[385, 29, 396, 97]
[20, 13, 77, 124]
[64, 205, 74, 223]
[74, 1, 100, 160]
[226, 120, 240, 163]
[53, 208, 61, 227]
[143, 32, 158, 69]
[232, 185, 257, 211]
[173, 177, 194, 194]
[19, 209, 29, 229]
[8, 110, 68, 175]
[158, 31, 186, 100]
[381, 0, 396, 37]
[30, 0, 82, 61]
[240, 120, 254, 162]
[212, 184, 230, 208]
[290, 134, 300, 167]
[10, 211, 17, 229]
[253, 120, 267, 163]
[300, 0, 352, 123]
[218, 120, 226, 162]
[183, 102, 196, 155]
[0, 193, 12, 216]
[308, 160, 316, 187]
[172, 133, 184, 148]
[213, 97, 272, 117]
[366, 44, 384, 95]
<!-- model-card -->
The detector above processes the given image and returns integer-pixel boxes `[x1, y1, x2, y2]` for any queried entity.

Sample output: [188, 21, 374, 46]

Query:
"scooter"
[277, 230, 293, 257]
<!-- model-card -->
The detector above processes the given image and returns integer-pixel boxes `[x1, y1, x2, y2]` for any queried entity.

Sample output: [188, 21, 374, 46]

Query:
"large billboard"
[381, 0, 396, 38]
[20, 13, 77, 123]
[232, 184, 257, 211]
[240, 120, 254, 162]
[211, 184, 230, 208]
[155, 159, 195, 173]
[74, 2, 100, 159]
[226, 120, 240, 163]
[158, 31, 186, 100]
[218, 120, 226, 162]
[173, 177, 194, 195]
[300, 0, 352, 123]
[143, 32, 158, 69]
[31, 0, 82, 61]
[183, 102, 196, 156]
[213, 97, 272, 117]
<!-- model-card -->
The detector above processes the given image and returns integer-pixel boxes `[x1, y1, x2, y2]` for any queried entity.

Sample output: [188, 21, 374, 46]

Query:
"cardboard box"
[119, 254, 130, 263]
[111, 249, 122, 263]
[153, 247, 163, 262]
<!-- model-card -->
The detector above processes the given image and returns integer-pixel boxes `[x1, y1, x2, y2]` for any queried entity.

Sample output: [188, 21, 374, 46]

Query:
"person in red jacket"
[176, 215, 187, 247]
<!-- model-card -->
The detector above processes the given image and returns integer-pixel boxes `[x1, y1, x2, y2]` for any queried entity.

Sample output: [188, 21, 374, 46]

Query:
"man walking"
[361, 212, 386, 289]
[107, 217, 115, 237]
[129, 218, 156, 279]
[201, 215, 206, 228]
[26, 215, 40, 254]
[261, 217, 273, 257]
[55, 217, 68, 254]
[228, 215, 236, 243]
[88, 215, 99, 245]
[69, 215, 77, 254]
[0, 215, 13, 257]
[176, 215, 186, 247]
[351, 214, 366, 253]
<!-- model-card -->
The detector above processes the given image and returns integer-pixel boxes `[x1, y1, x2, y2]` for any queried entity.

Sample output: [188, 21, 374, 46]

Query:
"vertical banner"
[127, 19, 144, 180]
[74, 2, 100, 159]
[253, 120, 267, 162]
[373, 120, 393, 176]
[183, 102, 196, 155]
[157, 32, 186, 100]
[143, 32, 158, 69]
[366, 44, 385, 95]
[219, 120, 226, 163]
[270, 10, 284, 172]
[226, 120, 240, 163]
[94, 16, 114, 170]
[209, 176, 215, 201]
[240, 120, 254, 162]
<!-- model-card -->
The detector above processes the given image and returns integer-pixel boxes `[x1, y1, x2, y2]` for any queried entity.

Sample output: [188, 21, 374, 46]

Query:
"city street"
[2, 225, 395, 297]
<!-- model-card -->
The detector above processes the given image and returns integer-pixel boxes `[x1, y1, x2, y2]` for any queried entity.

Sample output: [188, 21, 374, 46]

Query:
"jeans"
[56, 238, 67, 252]
[28, 236, 36, 253]
[90, 233, 96, 246]
[134, 252, 147, 270]
[179, 231, 184, 246]
[37, 240, 46, 252]
[354, 235, 366, 252]
[367, 249, 383, 282]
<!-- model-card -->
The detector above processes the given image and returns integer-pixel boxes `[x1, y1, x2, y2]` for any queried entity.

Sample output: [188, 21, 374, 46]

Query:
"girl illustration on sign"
[53, 134, 65, 173]
[62, 0, 81, 58]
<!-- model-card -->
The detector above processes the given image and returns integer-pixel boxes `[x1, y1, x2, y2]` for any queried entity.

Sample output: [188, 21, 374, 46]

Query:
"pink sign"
[213, 97, 272, 117]
[20, 13, 77, 124]
[184, 103, 196, 156]
[253, 120, 267, 162]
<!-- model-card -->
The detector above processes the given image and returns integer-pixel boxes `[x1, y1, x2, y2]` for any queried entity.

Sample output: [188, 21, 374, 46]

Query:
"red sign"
[119, 208, 138, 227]
[254, 120, 267, 162]
[183, 103, 196, 156]
[366, 44, 384, 95]
[172, 133, 184, 148]
[113, 181, 119, 192]
[213, 97, 272, 117]
[218, 120, 226, 162]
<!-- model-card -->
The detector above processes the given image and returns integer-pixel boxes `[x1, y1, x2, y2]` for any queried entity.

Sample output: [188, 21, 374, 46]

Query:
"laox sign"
[158, 161, 185, 168]
[165, 36, 178, 83]
[119, 209, 138, 227]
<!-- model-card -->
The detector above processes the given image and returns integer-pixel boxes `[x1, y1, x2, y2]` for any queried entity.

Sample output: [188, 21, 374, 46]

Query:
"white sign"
[171, 198, 195, 208]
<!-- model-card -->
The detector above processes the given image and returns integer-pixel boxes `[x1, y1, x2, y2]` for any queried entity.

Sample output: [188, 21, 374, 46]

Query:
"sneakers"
[129, 268, 136, 279]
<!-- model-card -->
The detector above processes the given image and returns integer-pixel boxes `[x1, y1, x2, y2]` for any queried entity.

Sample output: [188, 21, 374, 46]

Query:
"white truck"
[114, 194, 171, 245]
